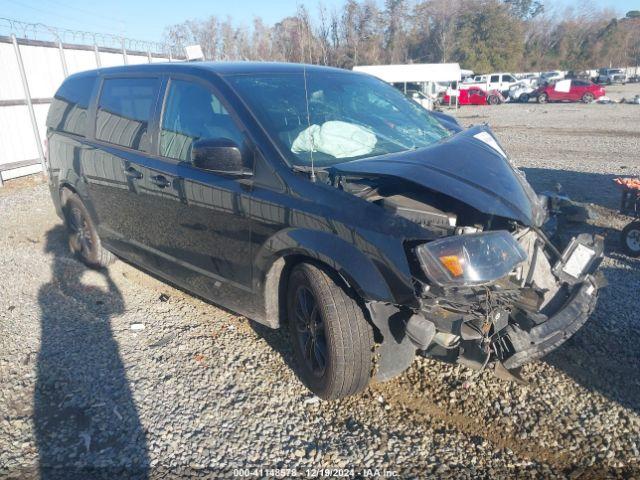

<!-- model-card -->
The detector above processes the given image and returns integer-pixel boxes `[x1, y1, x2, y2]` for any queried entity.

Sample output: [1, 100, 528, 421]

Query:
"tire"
[621, 221, 640, 257]
[537, 93, 548, 104]
[520, 93, 530, 103]
[487, 95, 500, 105]
[63, 192, 115, 268]
[582, 92, 595, 103]
[286, 263, 374, 400]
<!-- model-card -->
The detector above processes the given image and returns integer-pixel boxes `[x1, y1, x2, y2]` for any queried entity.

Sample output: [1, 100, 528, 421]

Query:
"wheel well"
[263, 254, 375, 333]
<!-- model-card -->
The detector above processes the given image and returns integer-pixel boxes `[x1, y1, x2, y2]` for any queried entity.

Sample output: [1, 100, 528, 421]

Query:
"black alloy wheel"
[292, 285, 327, 377]
[67, 204, 95, 258]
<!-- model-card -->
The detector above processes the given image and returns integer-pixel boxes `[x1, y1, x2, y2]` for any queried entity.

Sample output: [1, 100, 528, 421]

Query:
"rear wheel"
[487, 95, 500, 105]
[537, 93, 548, 104]
[63, 192, 115, 268]
[621, 221, 640, 257]
[582, 92, 595, 103]
[519, 93, 530, 103]
[287, 263, 374, 400]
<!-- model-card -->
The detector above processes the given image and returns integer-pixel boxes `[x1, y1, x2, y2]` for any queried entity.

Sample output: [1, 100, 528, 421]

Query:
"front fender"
[255, 228, 397, 304]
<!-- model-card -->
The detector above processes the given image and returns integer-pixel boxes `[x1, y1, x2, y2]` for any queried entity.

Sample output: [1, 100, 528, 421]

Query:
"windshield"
[224, 71, 452, 167]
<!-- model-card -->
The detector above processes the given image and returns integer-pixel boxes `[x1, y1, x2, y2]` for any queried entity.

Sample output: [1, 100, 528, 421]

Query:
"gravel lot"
[1, 84, 640, 479]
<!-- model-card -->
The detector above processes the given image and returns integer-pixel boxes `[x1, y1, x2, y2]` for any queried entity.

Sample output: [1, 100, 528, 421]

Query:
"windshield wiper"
[292, 165, 328, 173]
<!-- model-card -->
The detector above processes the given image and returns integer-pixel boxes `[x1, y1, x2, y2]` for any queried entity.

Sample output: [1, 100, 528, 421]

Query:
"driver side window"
[160, 79, 244, 162]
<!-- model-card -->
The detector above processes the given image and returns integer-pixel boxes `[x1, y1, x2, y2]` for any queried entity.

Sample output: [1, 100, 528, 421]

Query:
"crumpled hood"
[330, 125, 545, 227]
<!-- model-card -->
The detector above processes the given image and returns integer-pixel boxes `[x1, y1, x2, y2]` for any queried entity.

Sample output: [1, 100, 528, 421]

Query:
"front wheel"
[537, 93, 548, 104]
[287, 263, 374, 400]
[621, 221, 640, 257]
[582, 92, 595, 103]
[519, 93, 530, 103]
[487, 95, 500, 105]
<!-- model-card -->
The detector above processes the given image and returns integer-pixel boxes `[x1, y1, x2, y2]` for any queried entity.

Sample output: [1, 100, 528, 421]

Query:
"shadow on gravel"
[545, 257, 640, 415]
[34, 226, 148, 479]
[249, 320, 297, 373]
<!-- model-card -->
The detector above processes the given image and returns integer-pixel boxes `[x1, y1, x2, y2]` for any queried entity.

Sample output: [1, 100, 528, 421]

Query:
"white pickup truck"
[596, 68, 627, 85]
[462, 72, 520, 94]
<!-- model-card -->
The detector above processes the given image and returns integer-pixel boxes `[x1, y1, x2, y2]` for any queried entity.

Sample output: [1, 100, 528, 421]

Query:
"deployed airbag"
[291, 121, 377, 158]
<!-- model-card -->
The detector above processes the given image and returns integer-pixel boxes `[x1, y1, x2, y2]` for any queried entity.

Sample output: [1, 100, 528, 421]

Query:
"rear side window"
[490, 75, 500, 83]
[46, 75, 95, 137]
[96, 77, 160, 152]
[160, 79, 244, 162]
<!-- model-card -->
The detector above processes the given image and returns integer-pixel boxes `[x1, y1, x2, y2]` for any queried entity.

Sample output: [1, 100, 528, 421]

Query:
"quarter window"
[96, 77, 160, 152]
[160, 79, 244, 163]
[46, 74, 96, 137]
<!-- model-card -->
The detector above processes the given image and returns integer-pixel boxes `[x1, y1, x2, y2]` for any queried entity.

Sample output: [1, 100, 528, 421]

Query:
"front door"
[147, 76, 254, 312]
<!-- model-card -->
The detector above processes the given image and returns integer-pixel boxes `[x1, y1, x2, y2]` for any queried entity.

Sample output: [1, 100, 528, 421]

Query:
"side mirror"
[191, 138, 252, 176]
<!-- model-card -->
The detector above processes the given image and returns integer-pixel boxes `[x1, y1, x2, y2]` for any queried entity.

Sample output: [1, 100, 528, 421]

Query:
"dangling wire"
[302, 63, 316, 183]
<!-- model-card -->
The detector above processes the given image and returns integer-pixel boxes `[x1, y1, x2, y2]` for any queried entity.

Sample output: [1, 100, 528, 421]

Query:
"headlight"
[416, 231, 527, 286]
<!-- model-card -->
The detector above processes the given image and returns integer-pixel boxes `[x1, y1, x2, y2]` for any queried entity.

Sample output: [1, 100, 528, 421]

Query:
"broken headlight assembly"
[416, 231, 527, 287]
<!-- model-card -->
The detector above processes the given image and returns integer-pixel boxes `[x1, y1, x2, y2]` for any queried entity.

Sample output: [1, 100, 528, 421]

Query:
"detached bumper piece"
[502, 276, 598, 369]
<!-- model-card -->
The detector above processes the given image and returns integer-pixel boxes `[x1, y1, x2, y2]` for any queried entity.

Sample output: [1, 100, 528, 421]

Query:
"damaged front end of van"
[330, 125, 605, 382]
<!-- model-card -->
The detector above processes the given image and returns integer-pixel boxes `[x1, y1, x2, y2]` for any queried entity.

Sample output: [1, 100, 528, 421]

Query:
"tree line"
[164, 0, 640, 74]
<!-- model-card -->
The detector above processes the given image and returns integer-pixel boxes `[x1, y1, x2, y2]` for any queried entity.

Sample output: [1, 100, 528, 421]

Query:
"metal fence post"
[168, 50, 172, 63]
[11, 34, 45, 173]
[58, 40, 68, 77]
[94, 44, 101, 67]
[122, 39, 128, 65]
[147, 49, 152, 63]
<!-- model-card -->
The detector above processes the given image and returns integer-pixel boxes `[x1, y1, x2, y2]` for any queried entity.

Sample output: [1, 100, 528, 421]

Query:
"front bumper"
[503, 275, 599, 369]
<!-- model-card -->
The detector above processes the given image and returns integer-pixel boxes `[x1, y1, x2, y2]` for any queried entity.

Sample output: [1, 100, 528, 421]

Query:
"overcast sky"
[1, 0, 638, 43]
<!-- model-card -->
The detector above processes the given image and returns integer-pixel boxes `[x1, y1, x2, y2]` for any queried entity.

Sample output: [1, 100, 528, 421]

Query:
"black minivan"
[46, 62, 603, 399]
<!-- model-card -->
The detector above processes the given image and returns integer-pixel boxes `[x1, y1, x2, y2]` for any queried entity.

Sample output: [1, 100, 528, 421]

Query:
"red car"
[443, 87, 504, 106]
[536, 79, 605, 103]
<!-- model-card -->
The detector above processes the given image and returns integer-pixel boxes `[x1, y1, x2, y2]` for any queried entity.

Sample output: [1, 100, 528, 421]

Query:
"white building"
[353, 63, 463, 110]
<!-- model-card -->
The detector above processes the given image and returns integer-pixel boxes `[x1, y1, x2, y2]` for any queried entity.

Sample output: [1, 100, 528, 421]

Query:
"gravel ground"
[1, 86, 640, 479]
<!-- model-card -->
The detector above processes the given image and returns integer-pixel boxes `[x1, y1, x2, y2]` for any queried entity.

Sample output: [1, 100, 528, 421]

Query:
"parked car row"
[462, 66, 631, 94]
[442, 78, 606, 106]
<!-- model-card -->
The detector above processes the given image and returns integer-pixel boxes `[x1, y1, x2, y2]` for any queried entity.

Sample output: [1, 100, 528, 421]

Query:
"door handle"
[124, 166, 143, 180]
[150, 175, 171, 188]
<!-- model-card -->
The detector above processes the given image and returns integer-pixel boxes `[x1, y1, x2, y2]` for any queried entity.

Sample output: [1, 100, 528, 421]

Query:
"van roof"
[69, 61, 352, 78]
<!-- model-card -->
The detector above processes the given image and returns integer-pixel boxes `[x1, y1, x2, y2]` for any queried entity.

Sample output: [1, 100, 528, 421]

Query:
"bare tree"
[163, 0, 638, 72]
